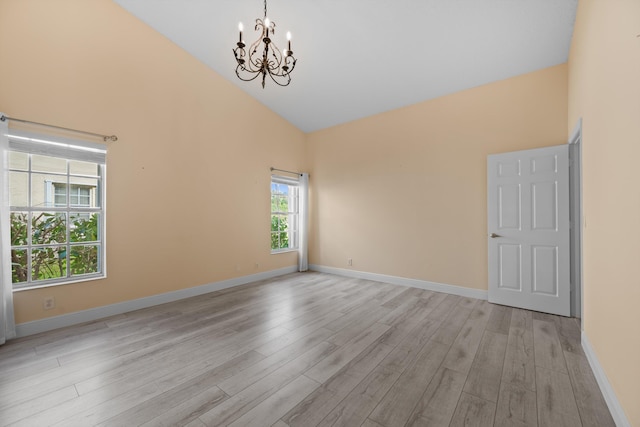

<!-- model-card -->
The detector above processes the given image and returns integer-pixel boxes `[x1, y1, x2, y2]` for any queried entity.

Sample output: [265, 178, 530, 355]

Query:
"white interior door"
[488, 145, 570, 316]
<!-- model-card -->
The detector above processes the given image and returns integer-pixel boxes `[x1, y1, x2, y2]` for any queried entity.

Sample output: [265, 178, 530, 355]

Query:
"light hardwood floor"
[0, 272, 614, 427]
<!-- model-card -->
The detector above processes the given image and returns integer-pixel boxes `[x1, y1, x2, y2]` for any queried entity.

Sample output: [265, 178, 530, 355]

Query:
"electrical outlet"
[347, 258, 353, 266]
[43, 296, 55, 310]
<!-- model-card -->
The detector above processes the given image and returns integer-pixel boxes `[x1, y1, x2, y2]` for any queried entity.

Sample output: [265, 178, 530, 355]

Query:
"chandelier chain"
[264, 0, 267, 19]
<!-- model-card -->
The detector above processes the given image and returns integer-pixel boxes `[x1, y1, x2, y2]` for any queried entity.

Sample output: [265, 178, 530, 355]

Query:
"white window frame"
[271, 175, 299, 254]
[7, 130, 107, 290]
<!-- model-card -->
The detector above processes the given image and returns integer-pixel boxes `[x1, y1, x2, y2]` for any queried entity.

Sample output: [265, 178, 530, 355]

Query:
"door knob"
[489, 233, 501, 238]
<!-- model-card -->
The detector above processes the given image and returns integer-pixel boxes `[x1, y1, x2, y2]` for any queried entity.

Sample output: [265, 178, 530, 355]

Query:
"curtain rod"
[271, 167, 302, 176]
[0, 114, 118, 142]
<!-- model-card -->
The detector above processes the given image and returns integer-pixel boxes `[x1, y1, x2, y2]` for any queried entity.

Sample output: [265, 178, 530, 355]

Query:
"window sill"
[271, 248, 298, 255]
[12, 274, 106, 292]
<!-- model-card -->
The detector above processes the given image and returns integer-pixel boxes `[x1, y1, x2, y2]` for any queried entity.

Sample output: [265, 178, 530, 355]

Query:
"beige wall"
[568, 1, 640, 424]
[307, 64, 568, 290]
[0, 0, 306, 323]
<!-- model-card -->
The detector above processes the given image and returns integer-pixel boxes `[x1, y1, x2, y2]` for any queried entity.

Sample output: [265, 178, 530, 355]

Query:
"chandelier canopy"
[233, 0, 297, 88]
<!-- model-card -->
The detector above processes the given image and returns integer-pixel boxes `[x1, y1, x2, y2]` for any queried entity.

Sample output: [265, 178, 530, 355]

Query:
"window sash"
[7, 132, 106, 289]
[271, 175, 299, 252]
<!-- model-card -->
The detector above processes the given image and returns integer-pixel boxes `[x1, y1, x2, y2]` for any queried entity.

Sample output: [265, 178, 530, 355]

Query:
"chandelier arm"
[234, 47, 263, 76]
[253, 17, 262, 32]
[267, 42, 284, 69]
[241, 19, 266, 73]
[285, 57, 297, 74]
[235, 64, 264, 82]
[267, 70, 292, 86]
[266, 55, 296, 78]
[267, 68, 288, 78]
[249, 55, 265, 72]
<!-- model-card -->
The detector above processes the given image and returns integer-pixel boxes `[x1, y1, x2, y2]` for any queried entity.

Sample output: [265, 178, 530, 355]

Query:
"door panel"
[498, 159, 521, 177]
[531, 155, 557, 174]
[498, 184, 521, 229]
[498, 244, 521, 290]
[488, 145, 570, 316]
[532, 181, 557, 230]
[532, 245, 558, 295]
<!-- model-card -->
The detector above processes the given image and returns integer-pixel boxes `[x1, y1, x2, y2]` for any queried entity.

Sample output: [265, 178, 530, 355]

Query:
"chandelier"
[233, 0, 297, 88]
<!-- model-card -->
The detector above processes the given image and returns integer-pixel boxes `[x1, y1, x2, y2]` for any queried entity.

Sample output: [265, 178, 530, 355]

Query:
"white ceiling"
[113, 0, 578, 133]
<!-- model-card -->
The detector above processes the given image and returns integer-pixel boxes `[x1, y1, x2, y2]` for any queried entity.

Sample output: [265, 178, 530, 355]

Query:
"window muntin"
[271, 178, 299, 252]
[8, 151, 105, 289]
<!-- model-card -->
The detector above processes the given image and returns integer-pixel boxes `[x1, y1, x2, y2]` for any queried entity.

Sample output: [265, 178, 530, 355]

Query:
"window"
[271, 176, 299, 252]
[54, 183, 92, 207]
[7, 131, 106, 289]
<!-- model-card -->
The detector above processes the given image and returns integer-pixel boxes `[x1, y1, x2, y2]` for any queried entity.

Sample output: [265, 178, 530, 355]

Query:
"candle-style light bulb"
[264, 17, 270, 37]
[238, 22, 243, 43]
[286, 31, 291, 52]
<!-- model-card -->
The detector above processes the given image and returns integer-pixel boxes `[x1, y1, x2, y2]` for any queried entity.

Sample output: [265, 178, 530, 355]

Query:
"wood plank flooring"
[0, 272, 614, 426]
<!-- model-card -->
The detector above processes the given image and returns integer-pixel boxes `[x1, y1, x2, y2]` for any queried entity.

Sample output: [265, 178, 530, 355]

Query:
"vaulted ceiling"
[113, 0, 578, 133]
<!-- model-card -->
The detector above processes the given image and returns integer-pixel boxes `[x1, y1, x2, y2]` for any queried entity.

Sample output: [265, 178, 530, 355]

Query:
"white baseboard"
[309, 264, 488, 300]
[15, 266, 298, 338]
[582, 331, 631, 427]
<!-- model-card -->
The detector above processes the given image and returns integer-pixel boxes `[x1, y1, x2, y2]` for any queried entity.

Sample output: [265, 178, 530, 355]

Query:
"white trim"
[1, 114, 17, 343]
[15, 265, 298, 337]
[568, 118, 584, 322]
[582, 331, 631, 427]
[309, 264, 488, 300]
[297, 173, 309, 272]
[569, 117, 583, 145]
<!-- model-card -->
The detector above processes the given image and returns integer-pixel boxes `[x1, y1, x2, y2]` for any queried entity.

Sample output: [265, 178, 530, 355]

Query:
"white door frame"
[568, 119, 583, 323]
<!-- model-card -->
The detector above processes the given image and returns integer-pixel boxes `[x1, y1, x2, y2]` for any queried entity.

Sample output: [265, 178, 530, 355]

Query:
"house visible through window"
[7, 132, 106, 289]
[271, 176, 299, 252]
